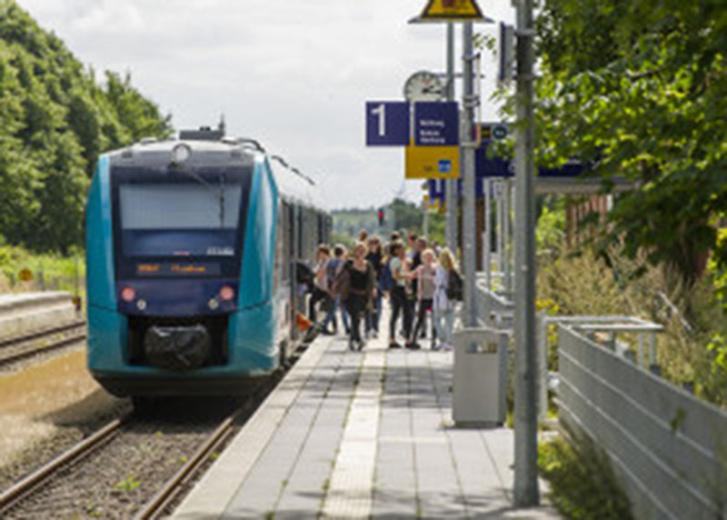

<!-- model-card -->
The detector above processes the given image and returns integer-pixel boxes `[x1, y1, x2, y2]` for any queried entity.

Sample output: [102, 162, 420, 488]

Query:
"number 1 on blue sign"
[365, 101, 409, 146]
[371, 104, 386, 137]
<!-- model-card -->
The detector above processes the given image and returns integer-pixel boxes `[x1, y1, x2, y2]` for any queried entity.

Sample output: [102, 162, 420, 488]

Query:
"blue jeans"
[366, 290, 382, 332]
[433, 307, 455, 344]
[322, 296, 350, 332]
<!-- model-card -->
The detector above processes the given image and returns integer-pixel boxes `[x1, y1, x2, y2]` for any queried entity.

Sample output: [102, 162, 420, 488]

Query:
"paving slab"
[172, 313, 560, 520]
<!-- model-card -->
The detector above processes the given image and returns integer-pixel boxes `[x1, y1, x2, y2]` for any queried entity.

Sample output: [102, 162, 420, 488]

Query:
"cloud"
[18, 0, 514, 209]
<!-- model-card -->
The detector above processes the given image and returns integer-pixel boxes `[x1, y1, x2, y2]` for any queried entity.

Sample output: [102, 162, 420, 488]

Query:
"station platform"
[173, 329, 558, 519]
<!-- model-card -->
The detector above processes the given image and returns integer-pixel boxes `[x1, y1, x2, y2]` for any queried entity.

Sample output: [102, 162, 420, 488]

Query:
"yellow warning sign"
[406, 145, 460, 180]
[419, 0, 486, 21]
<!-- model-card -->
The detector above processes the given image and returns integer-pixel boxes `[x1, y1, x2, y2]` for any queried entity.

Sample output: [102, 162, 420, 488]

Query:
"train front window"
[119, 183, 243, 258]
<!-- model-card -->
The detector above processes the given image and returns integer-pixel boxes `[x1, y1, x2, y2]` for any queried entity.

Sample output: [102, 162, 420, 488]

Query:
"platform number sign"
[366, 101, 410, 146]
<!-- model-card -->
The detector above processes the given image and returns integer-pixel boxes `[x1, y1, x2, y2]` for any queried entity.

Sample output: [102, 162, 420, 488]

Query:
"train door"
[274, 201, 291, 362]
[288, 203, 300, 342]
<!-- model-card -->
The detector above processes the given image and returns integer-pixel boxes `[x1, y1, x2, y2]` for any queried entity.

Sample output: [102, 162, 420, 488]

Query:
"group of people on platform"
[306, 230, 463, 352]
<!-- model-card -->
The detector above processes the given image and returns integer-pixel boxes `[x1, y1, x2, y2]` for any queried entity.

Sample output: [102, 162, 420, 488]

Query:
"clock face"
[403, 71, 445, 102]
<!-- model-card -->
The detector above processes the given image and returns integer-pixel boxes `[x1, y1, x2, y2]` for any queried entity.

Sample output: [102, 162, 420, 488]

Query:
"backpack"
[379, 259, 394, 292]
[446, 269, 463, 301]
[331, 261, 351, 299]
[295, 261, 314, 292]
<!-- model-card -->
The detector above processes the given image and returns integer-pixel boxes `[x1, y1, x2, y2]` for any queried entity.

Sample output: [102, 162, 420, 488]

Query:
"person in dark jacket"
[365, 235, 384, 338]
[337, 242, 375, 351]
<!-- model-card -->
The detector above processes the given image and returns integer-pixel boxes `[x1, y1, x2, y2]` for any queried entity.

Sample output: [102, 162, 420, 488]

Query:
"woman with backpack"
[334, 242, 376, 351]
[321, 245, 350, 335]
[432, 248, 461, 351]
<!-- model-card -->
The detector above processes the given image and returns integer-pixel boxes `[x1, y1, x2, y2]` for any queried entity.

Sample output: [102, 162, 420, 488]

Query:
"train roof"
[106, 135, 327, 212]
[268, 156, 324, 210]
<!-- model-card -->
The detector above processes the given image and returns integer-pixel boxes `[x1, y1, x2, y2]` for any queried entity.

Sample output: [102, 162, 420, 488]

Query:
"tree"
[390, 198, 422, 232]
[531, 0, 727, 283]
[0, 0, 173, 253]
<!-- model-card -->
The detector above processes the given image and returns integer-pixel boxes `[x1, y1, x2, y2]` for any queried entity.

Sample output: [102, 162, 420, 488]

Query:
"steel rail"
[134, 375, 284, 520]
[0, 330, 87, 367]
[133, 412, 239, 520]
[0, 417, 125, 515]
[0, 320, 85, 350]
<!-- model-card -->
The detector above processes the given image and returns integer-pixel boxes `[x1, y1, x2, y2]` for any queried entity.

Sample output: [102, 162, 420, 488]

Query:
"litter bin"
[453, 327, 509, 426]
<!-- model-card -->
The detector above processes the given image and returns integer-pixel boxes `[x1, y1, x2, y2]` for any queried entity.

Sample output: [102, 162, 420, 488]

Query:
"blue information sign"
[366, 101, 410, 146]
[414, 102, 459, 146]
[476, 141, 513, 178]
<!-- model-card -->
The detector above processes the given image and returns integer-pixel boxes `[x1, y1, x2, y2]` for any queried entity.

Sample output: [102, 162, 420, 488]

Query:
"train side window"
[275, 202, 287, 285]
[297, 207, 304, 261]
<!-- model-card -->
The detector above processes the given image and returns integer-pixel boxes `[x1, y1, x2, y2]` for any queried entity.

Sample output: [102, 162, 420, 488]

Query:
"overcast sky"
[20, 0, 515, 209]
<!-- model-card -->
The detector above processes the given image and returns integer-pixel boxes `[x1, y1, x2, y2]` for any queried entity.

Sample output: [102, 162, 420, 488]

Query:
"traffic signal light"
[377, 208, 385, 226]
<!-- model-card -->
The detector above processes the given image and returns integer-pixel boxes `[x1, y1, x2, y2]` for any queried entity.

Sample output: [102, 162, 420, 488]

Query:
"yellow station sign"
[417, 0, 489, 22]
[405, 145, 460, 180]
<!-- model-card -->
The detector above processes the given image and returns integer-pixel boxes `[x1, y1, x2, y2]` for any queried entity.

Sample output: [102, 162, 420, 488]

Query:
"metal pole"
[445, 23, 458, 252]
[423, 199, 430, 238]
[462, 22, 478, 327]
[484, 179, 492, 291]
[513, 0, 540, 507]
[496, 183, 504, 277]
[503, 181, 512, 295]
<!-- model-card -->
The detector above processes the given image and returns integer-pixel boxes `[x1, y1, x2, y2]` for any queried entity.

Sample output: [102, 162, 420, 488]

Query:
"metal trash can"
[453, 327, 509, 426]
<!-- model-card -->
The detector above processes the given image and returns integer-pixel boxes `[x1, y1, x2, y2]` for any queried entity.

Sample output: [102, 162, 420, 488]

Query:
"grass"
[539, 432, 632, 520]
[114, 475, 141, 493]
[0, 244, 84, 296]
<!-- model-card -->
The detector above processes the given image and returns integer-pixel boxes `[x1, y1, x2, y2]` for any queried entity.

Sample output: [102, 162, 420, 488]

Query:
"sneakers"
[357, 340, 366, 351]
[348, 339, 356, 351]
[405, 342, 421, 350]
[388, 341, 402, 349]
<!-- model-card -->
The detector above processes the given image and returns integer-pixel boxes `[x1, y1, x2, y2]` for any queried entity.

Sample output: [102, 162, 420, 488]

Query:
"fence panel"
[558, 325, 727, 520]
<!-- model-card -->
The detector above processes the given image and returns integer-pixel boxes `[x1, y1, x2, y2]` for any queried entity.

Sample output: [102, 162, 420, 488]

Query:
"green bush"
[538, 244, 727, 407]
[0, 244, 84, 295]
[539, 433, 633, 520]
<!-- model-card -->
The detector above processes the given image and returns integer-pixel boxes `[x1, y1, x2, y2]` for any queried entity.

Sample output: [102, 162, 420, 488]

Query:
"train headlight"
[121, 287, 136, 302]
[208, 298, 219, 310]
[219, 286, 235, 301]
[137, 299, 147, 311]
[172, 143, 191, 164]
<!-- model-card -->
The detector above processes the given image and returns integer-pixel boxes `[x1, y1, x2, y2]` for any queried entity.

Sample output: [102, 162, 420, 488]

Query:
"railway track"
[0, 321, 86, 367]
[0, 359, 288, 519]
[0, 417, 126, 516]
[133, 395, 259, 520]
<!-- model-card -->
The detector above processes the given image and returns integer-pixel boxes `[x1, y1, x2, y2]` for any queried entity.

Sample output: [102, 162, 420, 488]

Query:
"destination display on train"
[135, 262, 221, 277]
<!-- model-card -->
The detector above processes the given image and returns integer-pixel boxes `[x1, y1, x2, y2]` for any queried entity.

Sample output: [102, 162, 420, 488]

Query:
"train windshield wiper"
[174, 169, 226, 228]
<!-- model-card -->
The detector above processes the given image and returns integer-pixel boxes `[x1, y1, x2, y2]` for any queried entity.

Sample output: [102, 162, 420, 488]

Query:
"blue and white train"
[85, 127, 329, 397]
